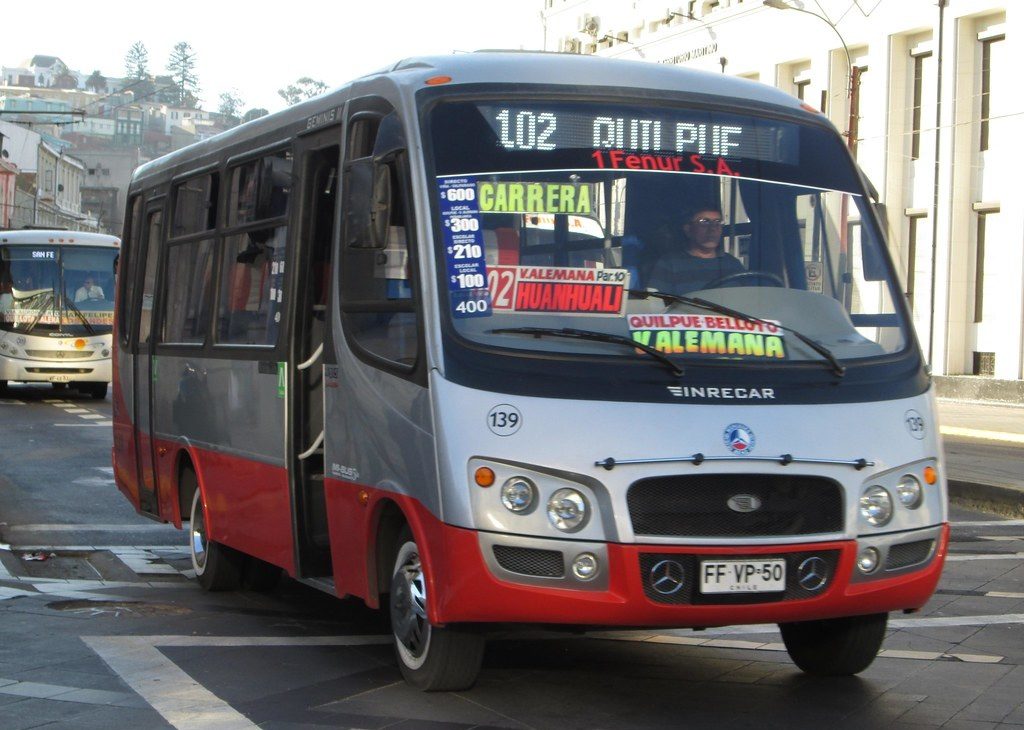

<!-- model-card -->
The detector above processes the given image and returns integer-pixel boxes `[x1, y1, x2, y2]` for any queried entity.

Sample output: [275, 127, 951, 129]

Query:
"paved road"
[0, 384, 1022, 728]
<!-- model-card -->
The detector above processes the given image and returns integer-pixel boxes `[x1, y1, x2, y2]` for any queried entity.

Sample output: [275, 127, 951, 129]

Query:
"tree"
[52, 62, 78, 90]
[218, 91, 244, 119]
[277, 77, 328, 106]
[242, 108, 269, 123]
[124, 41, 149, 80]
[86, 70, 107, 93]
[167, 41, 201, 108]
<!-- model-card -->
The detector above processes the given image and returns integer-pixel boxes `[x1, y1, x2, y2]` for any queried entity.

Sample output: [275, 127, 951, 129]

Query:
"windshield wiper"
[488, 326, 684, 377]
[629, 289, 846, 377]
[63, 295, 97, 336]
[22, 290, 55, 336]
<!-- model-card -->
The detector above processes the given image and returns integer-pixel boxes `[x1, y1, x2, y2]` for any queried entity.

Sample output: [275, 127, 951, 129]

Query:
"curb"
[949, 479, 1024, 517]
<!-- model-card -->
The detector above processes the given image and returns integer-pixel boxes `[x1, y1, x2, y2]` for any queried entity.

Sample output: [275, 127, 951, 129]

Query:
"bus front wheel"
[83, 382, 108, 400]
[780, 613, 888, 676]
[389, 530, 484, 691]
[189, 485, 243, 591]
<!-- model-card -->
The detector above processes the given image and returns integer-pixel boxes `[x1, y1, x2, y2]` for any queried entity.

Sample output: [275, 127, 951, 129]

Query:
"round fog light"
[896, 475, 923, 509]
[860, 486, 893, 526]
[572, 552, 599, 580]
[547, 488, 588, 531]
[102, 348, 111, 357]
[500, 477, 535, 513]
[857, 547, 880, 574]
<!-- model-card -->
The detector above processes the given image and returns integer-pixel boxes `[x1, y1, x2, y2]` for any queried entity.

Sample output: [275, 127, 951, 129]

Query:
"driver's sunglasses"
[691, 217, 724, 227]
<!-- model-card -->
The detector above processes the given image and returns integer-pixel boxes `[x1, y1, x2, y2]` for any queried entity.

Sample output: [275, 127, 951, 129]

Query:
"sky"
[4, 1, 547, 114]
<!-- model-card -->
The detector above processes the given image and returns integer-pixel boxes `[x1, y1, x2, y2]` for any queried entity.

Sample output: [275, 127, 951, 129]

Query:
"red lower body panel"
[432, 523, 948, 627]
[155, 441, 295, 574]
[325, 481, 948, 629]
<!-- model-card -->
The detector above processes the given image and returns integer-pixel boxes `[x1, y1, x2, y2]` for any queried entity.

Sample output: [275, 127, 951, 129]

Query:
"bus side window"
[340, 109, 420, 371]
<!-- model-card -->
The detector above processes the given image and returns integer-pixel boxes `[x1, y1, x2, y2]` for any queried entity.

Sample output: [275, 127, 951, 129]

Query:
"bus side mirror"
[344, 158, 391, 249]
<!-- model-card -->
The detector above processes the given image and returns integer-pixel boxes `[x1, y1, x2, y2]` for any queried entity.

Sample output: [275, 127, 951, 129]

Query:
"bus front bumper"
[0, 352, 111, 385]
[429, 522, 949, 628]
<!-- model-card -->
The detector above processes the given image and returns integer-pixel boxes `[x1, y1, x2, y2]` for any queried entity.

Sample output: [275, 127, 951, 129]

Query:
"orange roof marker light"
[426, 75, 453, 86]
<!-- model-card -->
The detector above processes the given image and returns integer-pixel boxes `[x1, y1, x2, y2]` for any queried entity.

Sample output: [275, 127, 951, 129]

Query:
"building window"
[910, 51, 931, 160]
[795, 78, 810, 101]
[972, 205, 998, 323]
[979, 34, 1004, 152]
[905, 212, 926, 307]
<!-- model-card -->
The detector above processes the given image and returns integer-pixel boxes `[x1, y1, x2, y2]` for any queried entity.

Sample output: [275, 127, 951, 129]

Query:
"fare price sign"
[439, 177, 491, 319]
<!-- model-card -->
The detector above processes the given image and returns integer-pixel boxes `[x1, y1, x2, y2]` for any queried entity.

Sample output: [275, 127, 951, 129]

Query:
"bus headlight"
[860, 486, 893, 526]
[500, 477, 536, 513]
[896, 475, 923, 509]
[547, 488, 588, 531]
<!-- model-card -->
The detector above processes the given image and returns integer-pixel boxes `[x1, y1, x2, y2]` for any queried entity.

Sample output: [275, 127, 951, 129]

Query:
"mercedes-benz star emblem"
[727, 494, 762, 513]
[797, 556, 829, 591]
[649, 559, 686, 595]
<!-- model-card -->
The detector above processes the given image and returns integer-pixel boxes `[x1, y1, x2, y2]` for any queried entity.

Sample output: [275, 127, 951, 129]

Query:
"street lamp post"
[763, 0, 860, 154]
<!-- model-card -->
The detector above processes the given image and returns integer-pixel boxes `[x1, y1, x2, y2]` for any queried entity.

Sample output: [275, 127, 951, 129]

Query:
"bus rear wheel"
[389, 530, 484, 691]
[780, 613, 888, 676]
[189, 484, 243, 591]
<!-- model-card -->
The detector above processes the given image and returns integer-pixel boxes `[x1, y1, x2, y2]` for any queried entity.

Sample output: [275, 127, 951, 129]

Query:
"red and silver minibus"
[112, 52, 947, 690]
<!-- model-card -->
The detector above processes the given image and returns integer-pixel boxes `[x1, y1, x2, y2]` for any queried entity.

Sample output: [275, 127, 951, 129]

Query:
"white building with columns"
[541, 0, 1020, 382]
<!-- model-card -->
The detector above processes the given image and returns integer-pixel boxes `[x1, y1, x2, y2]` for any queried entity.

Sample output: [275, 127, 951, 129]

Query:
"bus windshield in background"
[0, 245, 118, 335]
[425, 99, 908, 370]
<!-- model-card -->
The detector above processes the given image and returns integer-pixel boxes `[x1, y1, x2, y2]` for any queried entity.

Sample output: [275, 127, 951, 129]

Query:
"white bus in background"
[0, 230, 119, 399]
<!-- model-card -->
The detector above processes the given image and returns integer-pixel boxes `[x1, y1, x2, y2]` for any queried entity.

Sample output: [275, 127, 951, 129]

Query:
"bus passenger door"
[288, 129, 339, 577]
[134, 206, 163, 516]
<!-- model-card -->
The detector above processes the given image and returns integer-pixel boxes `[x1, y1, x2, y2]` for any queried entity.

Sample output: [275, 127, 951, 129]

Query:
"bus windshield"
[0, 245, 118, 336]
[426, 98, 909, 371]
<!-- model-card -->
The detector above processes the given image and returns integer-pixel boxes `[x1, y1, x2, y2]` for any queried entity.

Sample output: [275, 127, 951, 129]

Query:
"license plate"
[699, 558, 786, 594]
[48, 375, 72, 383]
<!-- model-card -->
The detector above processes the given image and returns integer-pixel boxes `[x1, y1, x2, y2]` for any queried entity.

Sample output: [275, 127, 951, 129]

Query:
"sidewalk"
[936, 397, 1024, 517]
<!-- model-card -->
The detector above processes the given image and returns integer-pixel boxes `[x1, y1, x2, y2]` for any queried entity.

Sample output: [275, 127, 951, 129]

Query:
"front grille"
[639, 550, 841, 605]
[493, 545, 564, 578]
[25, 349, 94, 359]
[25, 367, 93, 374]
[886, 539, 934, 571]
[627, 474, 843, 538]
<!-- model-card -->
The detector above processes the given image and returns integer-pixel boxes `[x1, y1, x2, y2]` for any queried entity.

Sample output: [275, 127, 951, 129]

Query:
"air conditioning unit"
[578, 14, 601, 36]
[563, 37, 582, 53]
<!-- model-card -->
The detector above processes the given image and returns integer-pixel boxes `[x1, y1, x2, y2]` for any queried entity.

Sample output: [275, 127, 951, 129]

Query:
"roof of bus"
[131, 51, 821, 184]
[0, 230, 120, 247]
[381, 51, 806, 109]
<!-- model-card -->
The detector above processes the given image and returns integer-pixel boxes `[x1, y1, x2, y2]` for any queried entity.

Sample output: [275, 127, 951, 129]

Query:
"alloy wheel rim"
[392, 550, 429, 659]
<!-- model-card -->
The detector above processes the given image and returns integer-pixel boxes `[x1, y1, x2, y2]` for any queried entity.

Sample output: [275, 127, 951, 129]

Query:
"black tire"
[188, 481, 243, 591]
[241, 556, 281, 591]
[389, 529, 484, 691]
[86, 382, 108, 400]
[780, 613, 888, 676]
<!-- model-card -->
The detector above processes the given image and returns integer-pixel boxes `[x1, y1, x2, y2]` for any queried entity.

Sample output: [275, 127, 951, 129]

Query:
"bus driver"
[74, 275, 105, 303]
[647, 206, 745, 293]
